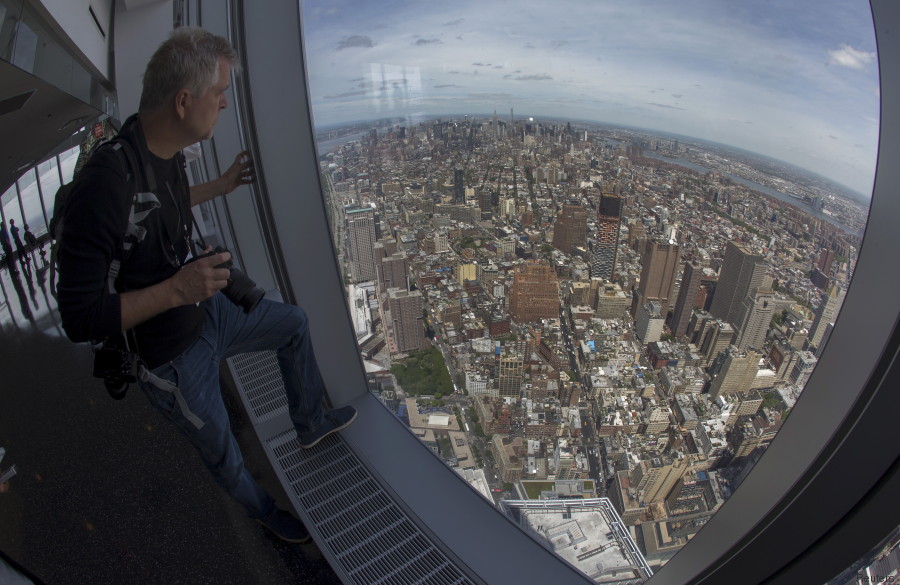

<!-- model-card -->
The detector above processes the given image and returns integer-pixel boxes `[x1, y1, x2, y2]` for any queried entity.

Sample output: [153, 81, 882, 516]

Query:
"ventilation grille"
[267, 430, 477, 585]
[228, 352, 479, 585]
[228, 351, 289, 424]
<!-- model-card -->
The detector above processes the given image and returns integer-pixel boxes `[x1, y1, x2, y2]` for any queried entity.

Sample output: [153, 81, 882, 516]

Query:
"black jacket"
[58, 115, 203, 368]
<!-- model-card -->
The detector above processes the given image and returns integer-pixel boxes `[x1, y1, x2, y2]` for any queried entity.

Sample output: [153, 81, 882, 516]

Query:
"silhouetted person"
[9, 220, 26, 267]
[0, 221, 15, 273]
[23, 225, 38, 258]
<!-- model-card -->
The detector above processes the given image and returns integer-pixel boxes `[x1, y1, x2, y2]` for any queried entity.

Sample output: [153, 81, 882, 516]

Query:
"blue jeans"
[136, 293, 326, 518]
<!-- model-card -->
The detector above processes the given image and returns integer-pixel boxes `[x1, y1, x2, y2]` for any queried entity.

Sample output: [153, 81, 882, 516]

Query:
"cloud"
[415, 38, 442, 46]
[671, 93, 683, 98]
[828, 44, 875, 70]
[444, 18, 464, 26]
[524, 43, 535, 49]
[336, 36, 374, 50]
[646, 102, 686, 110]
[515, 74, 553, 81]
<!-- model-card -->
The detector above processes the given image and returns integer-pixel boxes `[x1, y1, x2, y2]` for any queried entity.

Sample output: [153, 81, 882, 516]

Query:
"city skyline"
[302, 0, 879, 196]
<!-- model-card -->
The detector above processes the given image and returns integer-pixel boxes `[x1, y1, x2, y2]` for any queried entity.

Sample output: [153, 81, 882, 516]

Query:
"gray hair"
[139, 27, 238, 113]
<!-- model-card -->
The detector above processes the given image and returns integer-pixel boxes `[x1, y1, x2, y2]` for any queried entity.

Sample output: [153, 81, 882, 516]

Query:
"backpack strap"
[104, 138, 161, 294]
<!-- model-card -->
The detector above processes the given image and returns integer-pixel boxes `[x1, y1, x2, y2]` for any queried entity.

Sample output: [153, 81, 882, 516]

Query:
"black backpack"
[48, 132, 159, 298]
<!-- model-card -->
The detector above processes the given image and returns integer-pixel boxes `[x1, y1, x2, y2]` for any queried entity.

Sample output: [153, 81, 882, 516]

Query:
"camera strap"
[136, 367, 205, 429]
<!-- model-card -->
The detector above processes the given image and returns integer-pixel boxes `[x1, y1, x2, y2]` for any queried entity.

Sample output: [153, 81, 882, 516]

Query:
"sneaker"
[257, 507, 311, 544]
[297, 405, 358, 449]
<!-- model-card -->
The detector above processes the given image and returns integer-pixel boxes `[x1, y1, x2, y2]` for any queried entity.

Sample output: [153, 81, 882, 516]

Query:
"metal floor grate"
[228, 351, 289, 424]
[228, 352, 479, 585]
[268, 431, 477, 585]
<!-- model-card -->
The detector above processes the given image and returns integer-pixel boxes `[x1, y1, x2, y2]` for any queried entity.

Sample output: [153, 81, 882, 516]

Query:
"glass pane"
[16, 168, 45, 236]
[58, 147, 79, 184]
[300, 0, 878, 578]
[37, 158, 61, 234]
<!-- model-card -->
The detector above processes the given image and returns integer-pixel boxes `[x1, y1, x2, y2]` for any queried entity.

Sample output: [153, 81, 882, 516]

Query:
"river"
[641, 152, 860, 235]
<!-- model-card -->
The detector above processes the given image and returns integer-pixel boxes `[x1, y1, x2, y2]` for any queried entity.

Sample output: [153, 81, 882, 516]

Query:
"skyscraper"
[509, 261, 559, 323]
[633, 238, 681, 317]
[671, 260, 703, 339]
[591, 192, 623, 280]
[379, 252, 408, 292]
[808, 283, 845, 350]
[700, 320, 735, 366]
[708, 347, 761, 400]
[710, 242, 767, 326]
[346, 206, 377, 283]
[552, 200, 588, 254]
[387, 288, 426, 354]
[498, 352, 525, 399]
[734, 289, 775, 351]
[454, 168, 465, 204]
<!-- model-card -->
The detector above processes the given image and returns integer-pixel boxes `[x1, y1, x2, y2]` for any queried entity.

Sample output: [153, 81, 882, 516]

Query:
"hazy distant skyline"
[301, 0, 879, 196]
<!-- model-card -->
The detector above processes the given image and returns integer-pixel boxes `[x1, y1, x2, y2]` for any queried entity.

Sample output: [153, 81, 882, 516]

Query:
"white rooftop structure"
[500, 498, 652, 584]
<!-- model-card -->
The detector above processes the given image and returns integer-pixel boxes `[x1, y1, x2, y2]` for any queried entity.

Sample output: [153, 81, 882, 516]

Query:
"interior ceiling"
[0, 59, 101, 194]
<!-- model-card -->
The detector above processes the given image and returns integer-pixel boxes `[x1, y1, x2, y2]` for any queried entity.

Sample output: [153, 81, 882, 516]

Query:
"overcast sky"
[301, 0, 879, 196]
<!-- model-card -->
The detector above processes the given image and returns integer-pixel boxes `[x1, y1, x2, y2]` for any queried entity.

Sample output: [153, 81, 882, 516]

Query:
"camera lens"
[223, 268, 265, 313]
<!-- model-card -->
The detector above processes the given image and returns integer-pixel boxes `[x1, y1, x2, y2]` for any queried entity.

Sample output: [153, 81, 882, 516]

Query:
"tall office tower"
[628, 222, 647, 250]
[636, 301, 665, 344]
[789, 351, 818, 388]
[672, 260, 703, 339]
[808, 284, 845, 349]
[815, 324, 835, 359]
[376, 237, 398, 256]
[346, 206, 377, 283]
[387, 288, 426, 354]
[591, 193, 623, 280]
[570, 281, 592, 307]
[710, 242, 767, 326]
[817, 248, 835, 275]
[596, 282, 631, 319]
[708, 347, 762, 400]
[631, 456, 690, 505]
[547, 166, 560, 185]
[478, 189, 492, 214]
[700, 321, 735, 366]
[454, 168, 465, 204]
[552, 200, 588, 254]
[509, 261, 559, 323]
[633, 238, 681, 317]
[734, 289, 775, 351]
[689, 310, 715, 345]
[379, 253, 408, 292]
[434, 231, 449, 253]
[498, 352, 525, 399]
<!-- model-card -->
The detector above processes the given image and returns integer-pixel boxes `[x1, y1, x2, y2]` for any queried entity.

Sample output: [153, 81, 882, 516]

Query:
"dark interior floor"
[0, 248, 341, 585]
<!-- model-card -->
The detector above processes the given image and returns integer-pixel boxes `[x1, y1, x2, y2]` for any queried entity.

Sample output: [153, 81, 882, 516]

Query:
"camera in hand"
[93, 337, 138, 400]
[190, 246, 265, 313]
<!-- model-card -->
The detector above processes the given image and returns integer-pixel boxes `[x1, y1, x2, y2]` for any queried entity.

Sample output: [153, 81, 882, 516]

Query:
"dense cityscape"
[317, 114, 867, 581]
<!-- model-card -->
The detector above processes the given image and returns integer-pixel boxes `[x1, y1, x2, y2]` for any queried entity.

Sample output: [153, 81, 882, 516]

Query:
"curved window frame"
[180, 1, 899, 583]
